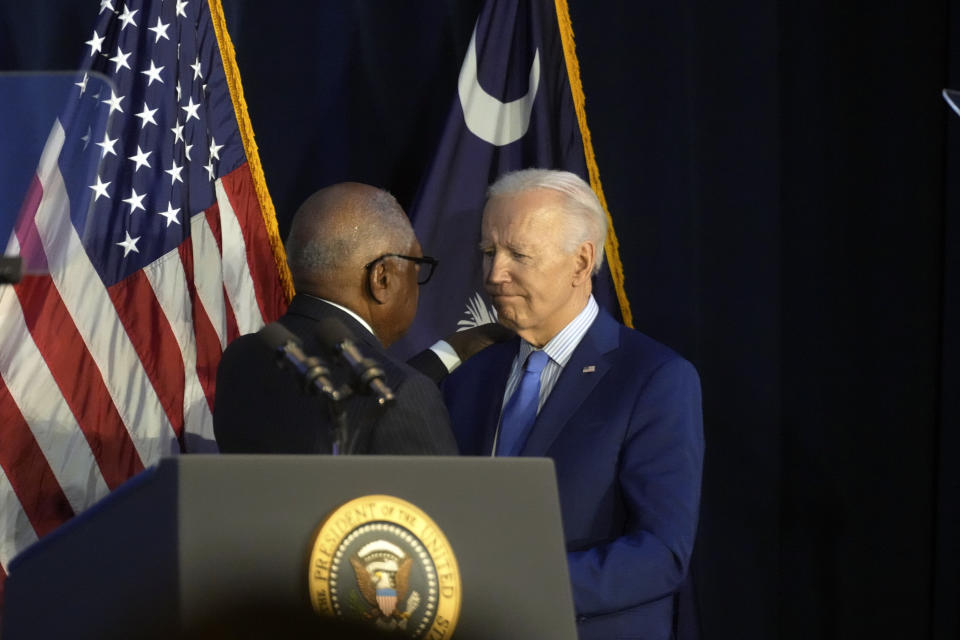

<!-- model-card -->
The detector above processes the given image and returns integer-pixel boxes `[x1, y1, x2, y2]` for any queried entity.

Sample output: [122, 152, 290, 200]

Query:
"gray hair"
[487, 169, 607, 274]
[285, 187, 415, 281]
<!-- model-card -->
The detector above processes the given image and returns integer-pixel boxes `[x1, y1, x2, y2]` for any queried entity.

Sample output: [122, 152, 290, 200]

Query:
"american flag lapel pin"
[582, 365, 596, 373]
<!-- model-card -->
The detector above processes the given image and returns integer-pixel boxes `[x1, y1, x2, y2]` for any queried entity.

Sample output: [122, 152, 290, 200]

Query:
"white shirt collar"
[517, 295, 599, 367]
[304, 295, 377, 338]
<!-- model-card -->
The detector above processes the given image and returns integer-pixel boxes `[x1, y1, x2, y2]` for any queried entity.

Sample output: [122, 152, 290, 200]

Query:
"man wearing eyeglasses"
[213, 182, 458, 455]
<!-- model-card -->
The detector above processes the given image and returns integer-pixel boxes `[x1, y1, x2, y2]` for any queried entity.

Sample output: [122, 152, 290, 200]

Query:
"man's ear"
[366, 260, 391, 304]
[571, 241, 596, 285]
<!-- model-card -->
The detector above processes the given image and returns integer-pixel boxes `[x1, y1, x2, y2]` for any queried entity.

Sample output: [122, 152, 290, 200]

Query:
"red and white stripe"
[0, 119, 286, 582]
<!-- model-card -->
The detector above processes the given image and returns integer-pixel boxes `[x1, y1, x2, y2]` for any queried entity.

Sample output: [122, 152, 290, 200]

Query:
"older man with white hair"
[442, 169, 704, 640]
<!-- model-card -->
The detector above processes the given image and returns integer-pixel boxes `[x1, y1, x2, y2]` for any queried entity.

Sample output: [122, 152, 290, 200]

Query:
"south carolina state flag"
[395, 0, 631, 356]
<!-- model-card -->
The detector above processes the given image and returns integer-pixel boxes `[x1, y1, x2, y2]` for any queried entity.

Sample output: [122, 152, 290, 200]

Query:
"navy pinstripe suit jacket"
[213, 295, 457, 455]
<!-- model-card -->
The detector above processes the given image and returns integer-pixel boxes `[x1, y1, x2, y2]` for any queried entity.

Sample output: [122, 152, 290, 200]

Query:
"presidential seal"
[307, 495, 461, 639]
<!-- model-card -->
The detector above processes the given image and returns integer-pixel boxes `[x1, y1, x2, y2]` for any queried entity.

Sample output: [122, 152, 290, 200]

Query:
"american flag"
[0, 0, 290, 602]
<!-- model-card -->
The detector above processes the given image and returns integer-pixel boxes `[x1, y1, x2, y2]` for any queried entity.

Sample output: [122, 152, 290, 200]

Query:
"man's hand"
[444, 323, 514, 362]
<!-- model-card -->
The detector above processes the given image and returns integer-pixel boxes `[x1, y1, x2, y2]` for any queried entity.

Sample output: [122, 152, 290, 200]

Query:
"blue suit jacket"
[443, 310, 704, 640]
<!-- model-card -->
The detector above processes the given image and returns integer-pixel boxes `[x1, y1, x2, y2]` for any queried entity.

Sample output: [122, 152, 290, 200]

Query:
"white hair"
[487, 169, 607, 274]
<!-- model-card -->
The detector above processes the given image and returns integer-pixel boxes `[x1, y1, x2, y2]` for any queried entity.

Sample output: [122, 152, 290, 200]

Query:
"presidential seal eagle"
[350, 541, 420, 627]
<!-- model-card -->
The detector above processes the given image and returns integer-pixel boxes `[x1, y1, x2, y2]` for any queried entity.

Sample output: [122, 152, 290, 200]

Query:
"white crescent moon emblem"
[457, 22, 541, 147]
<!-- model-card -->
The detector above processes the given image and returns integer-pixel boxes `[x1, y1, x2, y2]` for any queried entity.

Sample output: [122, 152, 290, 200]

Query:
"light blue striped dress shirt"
[489, 295, 599, 455]
[501, 294, 599, 415]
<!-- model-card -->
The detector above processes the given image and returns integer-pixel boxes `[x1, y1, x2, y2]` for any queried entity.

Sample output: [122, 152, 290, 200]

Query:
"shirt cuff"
[429, 340, 462, 374]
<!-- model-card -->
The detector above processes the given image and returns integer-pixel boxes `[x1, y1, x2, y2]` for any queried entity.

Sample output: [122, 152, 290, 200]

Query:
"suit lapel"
[520, 310, 620, 456]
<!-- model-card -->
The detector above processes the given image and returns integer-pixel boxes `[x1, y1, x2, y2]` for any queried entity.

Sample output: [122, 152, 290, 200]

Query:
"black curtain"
[939, 1, 960, 637]
[776, 2, 945, 637]
[1, 1, 956, 637]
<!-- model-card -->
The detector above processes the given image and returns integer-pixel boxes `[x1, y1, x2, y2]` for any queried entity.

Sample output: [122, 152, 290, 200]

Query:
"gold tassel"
[207, 0, 295, 302]
[554, 0, 634, 327]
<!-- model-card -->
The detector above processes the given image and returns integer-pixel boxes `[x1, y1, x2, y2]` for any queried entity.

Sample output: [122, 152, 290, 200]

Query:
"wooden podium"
[2, 455, 577, 639]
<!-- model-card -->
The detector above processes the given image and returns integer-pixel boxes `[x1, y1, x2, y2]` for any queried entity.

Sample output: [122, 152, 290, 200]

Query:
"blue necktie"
[496, 350, 549, 456]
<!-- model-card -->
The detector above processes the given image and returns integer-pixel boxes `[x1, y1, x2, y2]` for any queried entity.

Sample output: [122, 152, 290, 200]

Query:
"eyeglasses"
[363, 253, 438, 285]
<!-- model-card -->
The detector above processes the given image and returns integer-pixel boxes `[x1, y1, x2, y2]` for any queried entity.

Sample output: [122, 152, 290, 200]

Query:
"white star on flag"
[118, 5, 138, 30]
[122, 188, 147, 213]
[128, 146, 152, 172]
[157, 202, 181, 227]
[165, 160, 184, 184]
[191, 57, 203, 81]
[110, 47, 132, 72]
[171, 121, 184, 144]
[141, 60, 164, 86]
[102, 90, 124, 114]
[136, 104, 159, 128]
[86, 31, 105, 56]
[89, 176, 111, 201]
[204, 158, 216, 181]
[99, 0, 113, 14]
[75, 73, 89, 94]
[116, 231, 141, 256]
[97, 132, 118, 157]
[148, 17, 170, 43]
[182, 97, 201, 122]
[208, 137, 223, 161]
[184, 142, 194, 161]
[176, 0, 188, 18]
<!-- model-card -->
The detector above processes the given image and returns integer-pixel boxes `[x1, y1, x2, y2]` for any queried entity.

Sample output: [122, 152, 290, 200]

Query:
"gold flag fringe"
[208, 0, 295, 302]
[554, 0, 634, 327]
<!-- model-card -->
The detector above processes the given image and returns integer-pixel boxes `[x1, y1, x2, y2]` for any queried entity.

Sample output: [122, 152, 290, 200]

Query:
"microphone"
[315, 318, 395, 406]
[259, 322, 342, 403]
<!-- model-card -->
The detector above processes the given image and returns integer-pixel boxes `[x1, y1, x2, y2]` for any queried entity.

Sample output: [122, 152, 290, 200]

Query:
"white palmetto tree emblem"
[457, 291, 498, 329]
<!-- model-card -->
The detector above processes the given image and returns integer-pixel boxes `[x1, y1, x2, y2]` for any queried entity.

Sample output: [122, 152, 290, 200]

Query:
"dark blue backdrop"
[1, 1, 956, 638]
